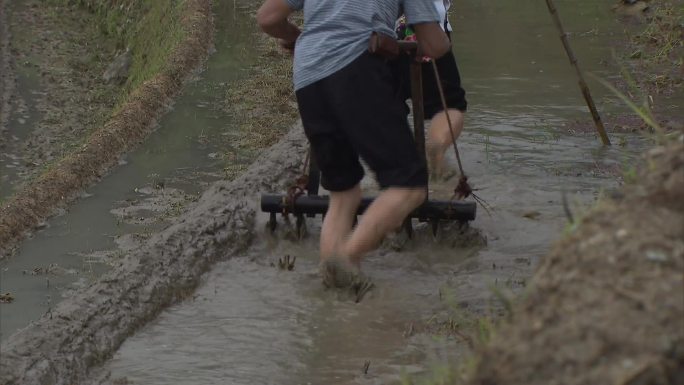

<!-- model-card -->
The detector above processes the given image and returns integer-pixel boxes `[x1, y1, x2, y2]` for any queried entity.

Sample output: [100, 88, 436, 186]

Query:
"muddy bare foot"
[320, 255, 375, 302]
[320, 256, 364, 289]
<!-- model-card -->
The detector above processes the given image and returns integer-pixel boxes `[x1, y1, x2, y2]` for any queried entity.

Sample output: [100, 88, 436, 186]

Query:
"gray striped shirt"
[285, 0, 441, 90]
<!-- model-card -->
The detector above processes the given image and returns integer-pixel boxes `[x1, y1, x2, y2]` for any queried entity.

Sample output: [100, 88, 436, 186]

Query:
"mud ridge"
[468, 132, 684, 385]
[0, 126, 308, 384]
[0, 0, 214, 258]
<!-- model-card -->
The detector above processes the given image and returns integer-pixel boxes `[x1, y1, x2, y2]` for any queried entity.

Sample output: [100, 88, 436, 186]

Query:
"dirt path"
[469, 134, 684, 384]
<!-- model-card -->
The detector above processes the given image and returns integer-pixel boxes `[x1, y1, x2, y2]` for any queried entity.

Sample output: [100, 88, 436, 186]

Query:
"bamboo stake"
[545, 0, 611, 145]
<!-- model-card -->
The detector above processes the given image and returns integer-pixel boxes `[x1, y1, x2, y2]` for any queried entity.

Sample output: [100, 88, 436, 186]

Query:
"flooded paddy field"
[1, 0, 681, 384]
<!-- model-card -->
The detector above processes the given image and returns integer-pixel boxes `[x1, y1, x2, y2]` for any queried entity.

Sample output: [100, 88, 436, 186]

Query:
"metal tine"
[403, 218, 413, 239]
[430, 218, 440, 238]
[296, 214, 306, 240]
[268, 212, 277, 233]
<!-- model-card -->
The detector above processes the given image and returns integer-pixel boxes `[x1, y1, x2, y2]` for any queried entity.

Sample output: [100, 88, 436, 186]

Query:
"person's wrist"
[287, 23, 300, 42]
[281, 39, 296, 50]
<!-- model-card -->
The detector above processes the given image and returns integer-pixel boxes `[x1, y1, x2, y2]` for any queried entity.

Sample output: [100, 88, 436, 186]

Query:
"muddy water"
[0, 1, 259, 339]
[101, 1, 658, 384]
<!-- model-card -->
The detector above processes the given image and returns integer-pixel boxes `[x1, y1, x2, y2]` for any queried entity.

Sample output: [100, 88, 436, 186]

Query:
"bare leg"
[320, 184, 361, 260]
[340, 187, 426, 263]
[427, 109, 464, 180]
[320, 187, 425, 288]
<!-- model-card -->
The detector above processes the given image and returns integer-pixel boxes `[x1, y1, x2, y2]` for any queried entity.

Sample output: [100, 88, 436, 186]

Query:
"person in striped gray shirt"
[257, 0, 450, 289]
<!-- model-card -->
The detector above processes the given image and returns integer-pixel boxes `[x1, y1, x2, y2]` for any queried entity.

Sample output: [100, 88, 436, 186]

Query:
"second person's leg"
[320, 184, 361, 260]
[427, 108, 464, 179]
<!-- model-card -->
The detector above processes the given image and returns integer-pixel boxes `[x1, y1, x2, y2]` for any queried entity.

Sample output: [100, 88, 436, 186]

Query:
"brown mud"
[0, 126, 307, 385]
[469, 132, 684, 385]
[0, 0, 214, 258]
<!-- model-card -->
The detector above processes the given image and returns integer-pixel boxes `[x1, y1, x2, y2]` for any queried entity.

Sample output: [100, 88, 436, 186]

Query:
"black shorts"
[295, 52, 428, 192]
[391, 50, 468, 119]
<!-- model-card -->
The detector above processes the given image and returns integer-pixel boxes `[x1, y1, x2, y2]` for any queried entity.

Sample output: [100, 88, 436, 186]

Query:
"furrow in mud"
[0, 127, 307, 385]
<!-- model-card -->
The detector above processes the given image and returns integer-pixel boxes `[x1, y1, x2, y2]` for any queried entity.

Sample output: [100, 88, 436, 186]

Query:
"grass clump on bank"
[50, 0, 187, 97]
[398, 288, 511, 385]
[625, 2, 683, 94]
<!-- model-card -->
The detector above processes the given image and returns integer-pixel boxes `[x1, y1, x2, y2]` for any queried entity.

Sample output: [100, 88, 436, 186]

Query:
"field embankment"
[0, 0, 214, 257]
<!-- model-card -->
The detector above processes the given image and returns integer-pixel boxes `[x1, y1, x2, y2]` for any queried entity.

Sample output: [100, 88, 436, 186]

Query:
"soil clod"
[0, 292, 15, 303]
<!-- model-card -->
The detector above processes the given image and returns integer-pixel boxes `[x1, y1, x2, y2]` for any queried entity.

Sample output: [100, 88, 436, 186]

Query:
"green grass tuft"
[48, 0, 186, 97]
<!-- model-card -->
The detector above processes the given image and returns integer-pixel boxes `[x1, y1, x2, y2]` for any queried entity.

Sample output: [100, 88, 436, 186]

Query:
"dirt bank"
[467, 132, 684, 384]
[0, 0, 214, 258]
[0, 126, 308, 385]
